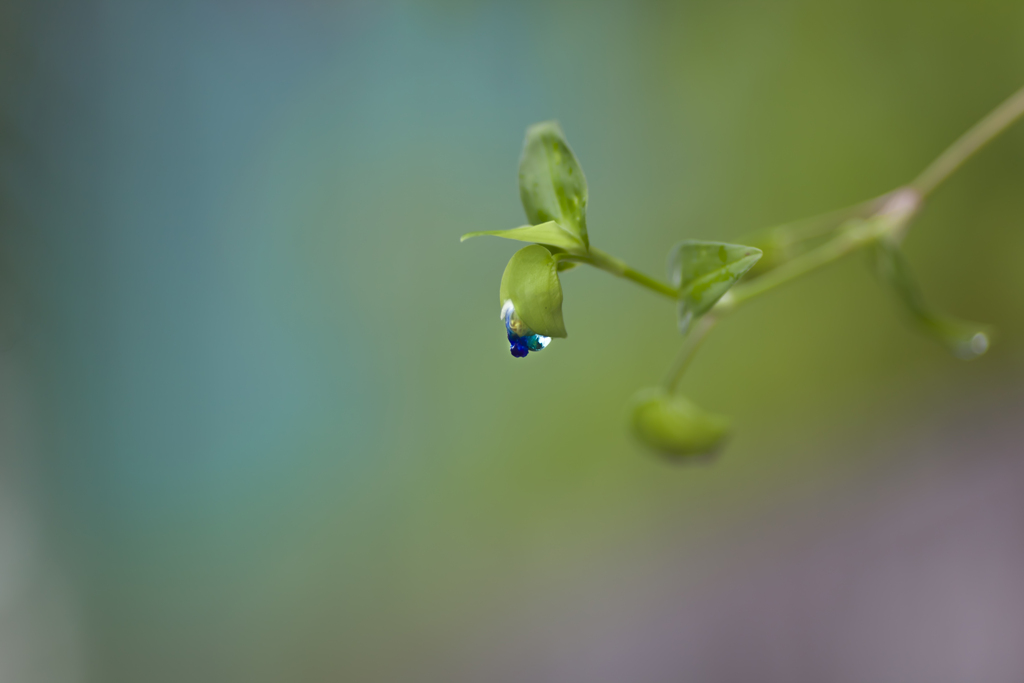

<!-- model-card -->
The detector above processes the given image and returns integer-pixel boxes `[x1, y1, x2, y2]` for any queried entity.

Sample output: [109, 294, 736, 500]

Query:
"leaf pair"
[873, 241, 990, 359]
[463, 121, 590, 339]
[668, 240, 762, 333]
[462, 121, 589, 254]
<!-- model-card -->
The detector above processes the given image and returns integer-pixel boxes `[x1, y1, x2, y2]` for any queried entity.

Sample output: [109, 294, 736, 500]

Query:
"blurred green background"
[2, 1, 1024, 681]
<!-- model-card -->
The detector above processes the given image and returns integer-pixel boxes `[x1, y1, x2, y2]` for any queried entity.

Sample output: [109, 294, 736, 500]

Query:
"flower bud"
[629, 388, 730, 457]
[498, 245, 567, 346]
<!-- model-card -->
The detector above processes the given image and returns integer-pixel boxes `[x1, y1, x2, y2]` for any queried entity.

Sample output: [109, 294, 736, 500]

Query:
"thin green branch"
[721, 190, 920, 312]
[664, 315, 717, 392]
[618, 265, 679, 300]
[911, 84, 1024, 196]
[554, 83, 1024, 389]
[539, 84, 1024, 407]
[558, 247, 679, 300]
[721, 224, 872, 311]
[743, 192, 891, 248]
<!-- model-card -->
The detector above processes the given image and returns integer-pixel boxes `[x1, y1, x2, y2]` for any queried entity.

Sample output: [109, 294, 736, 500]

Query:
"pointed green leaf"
[873, 242, 991, 359]
[668, 240, 762, 332]
[498, 245, 567, 338]
[518, 121, 589, 249]
[460, 220, 586, 253]
[629, 388, 730, 457]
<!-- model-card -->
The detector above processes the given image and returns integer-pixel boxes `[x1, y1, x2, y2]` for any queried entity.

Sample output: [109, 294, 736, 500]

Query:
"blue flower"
[501, 300, 551, 358]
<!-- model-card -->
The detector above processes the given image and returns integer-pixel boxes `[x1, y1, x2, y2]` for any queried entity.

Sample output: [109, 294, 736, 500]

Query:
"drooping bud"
[629, 388, 730, 457]
[498, 244, 567, 347]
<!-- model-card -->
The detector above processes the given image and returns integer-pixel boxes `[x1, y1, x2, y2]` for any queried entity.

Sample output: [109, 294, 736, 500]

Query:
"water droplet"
[501, 300, 551, 358]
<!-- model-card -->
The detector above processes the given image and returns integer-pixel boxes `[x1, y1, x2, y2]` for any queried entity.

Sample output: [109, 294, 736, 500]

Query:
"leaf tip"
[950, 328, 992, 360]
[525, 119, 563, 139]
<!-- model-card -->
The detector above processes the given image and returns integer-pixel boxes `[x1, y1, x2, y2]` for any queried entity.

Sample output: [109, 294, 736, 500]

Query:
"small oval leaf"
[668, 240, 762, 332]
[499, 245, 567, 338]
[461, 220, 586, 253]
[629, 388, 731, 457]
[519, 121, 589, 249]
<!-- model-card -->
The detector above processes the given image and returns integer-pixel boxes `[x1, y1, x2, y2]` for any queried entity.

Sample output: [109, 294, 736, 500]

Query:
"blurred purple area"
[462, 391, 1024, 683]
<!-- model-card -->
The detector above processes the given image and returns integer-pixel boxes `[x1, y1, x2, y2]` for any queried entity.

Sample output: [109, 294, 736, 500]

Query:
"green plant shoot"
[462, 84, 1024, 459]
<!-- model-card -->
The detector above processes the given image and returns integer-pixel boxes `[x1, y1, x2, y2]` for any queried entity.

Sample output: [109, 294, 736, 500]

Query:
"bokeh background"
[2, 1, 1024, 681]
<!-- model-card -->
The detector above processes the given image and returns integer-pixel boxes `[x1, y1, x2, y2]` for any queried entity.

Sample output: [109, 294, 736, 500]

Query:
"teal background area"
[2, 2, 1024, 681]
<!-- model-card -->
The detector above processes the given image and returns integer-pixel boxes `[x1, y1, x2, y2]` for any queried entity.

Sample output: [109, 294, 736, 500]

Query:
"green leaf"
[629, 388, 730, 457]
[668, 240, 762, 332]
[460, 220, 586, 253]
[499, 245, 567, 338]
[518, 121, 589, 249]
[873, 242, 991, 359]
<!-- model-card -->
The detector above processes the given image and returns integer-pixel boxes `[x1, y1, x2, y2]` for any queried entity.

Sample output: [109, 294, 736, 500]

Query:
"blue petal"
[502, 300, 551, 358]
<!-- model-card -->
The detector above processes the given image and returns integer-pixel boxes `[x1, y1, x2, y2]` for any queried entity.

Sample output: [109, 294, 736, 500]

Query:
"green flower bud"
[499, 245, 567, 339]
[629, 388, 730, 457]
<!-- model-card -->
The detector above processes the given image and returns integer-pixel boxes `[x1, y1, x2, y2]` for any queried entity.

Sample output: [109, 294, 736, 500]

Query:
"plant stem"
[720, 188, 921, 311]
[911, 84, 1024, 196]
[660, 223, 880, 393]
[572, 85, 1024, 393]
[561, 84, 1024, 375]
[664, 315, 716, 391]
[619, 264, 679, 300]
[743, 193, 890, 247]
[720, 222, 875, 311]
[561, 247, 679, 300]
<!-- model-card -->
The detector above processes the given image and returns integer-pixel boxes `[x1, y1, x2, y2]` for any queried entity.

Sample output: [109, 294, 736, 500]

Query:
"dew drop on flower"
[501, 300, 550, 358]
